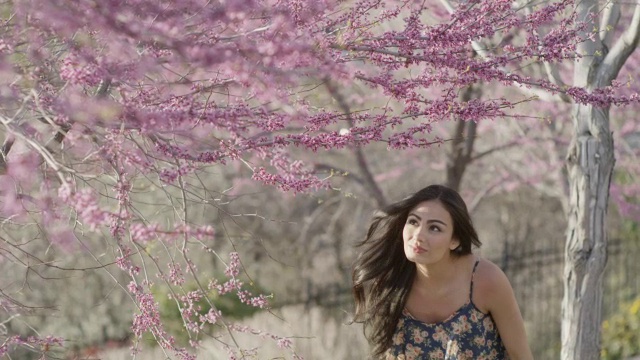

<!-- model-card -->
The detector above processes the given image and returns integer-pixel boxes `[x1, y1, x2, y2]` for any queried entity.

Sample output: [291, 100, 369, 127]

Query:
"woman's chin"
[405, 252, 426, 264]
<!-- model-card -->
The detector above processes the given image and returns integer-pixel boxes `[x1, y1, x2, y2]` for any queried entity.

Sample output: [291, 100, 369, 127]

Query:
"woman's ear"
[450, 238, 461, 251]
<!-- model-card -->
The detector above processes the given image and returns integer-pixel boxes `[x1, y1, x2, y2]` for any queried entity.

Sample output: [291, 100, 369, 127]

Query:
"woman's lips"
[412, 245, 426, 254]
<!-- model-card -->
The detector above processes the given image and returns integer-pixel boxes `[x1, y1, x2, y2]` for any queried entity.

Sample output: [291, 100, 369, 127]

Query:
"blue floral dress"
[386, 261, 509, 360]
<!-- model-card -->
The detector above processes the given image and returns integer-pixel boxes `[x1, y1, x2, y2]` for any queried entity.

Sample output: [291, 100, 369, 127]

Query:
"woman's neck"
[414, 255, 464, 289]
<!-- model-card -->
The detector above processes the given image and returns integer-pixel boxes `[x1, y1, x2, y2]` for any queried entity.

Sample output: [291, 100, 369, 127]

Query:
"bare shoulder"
[471, 257, 514, 313]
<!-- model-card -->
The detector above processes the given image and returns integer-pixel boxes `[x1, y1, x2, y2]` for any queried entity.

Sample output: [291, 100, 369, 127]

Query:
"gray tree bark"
[562, 103, 614, 360]
[445, 85, 481, 192]
[561, 1, 640, 359]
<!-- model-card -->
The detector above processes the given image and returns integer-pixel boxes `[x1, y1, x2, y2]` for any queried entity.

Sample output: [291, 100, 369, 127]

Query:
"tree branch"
[522, 2, 570, 92]
[446, 85, 480, 191]
[0, 115, 71, 183]
[0, 135, 15, 172]
[599, 1, 621, 47]
[467, 179, 501, 213]
[313, 163, 367, 187]
[324, 79, 387, 208]
[542, 61, 569, 93]
[469, 138, 523, 162]
[437, 0, 569, 102]
[598, 1, 640, 84]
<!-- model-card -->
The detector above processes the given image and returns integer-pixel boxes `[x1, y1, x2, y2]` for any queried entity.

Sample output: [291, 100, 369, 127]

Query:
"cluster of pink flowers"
[129, 282, 162, 337]
[178, 290, 204, 334]
[168, 262, 185, 286]
[0, 335, 64, 358]
[207, 252, 272, 310]
[129, 223, 161, 244]
[127, 281, 195, 360]
[227, 324, 302, 358]
[59, 54, 105, 87]
[115, 246, 140, 276]
[58, 185, 109, 231]
[252, 167, 329, 193]
[199, 308, 222, 327]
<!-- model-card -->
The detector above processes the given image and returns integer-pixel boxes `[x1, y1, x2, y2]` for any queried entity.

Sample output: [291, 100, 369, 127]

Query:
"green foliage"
[614, 169, 635, 186]
[601, 297, 640, 360]
[150, 280, 267, 345]
[619, 220, 640, 240]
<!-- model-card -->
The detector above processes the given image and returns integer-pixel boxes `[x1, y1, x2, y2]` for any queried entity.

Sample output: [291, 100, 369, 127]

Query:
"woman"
[352, 185, 533, 359]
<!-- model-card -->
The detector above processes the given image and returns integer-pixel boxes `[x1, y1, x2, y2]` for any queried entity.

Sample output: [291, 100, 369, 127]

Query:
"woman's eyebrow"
[427, 219, 447, 226]
[408, 213, 448, 226]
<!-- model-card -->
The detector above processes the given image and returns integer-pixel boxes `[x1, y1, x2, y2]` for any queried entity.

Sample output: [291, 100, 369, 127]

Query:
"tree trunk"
[445, 120, 476, 192]
[445, 85, 480, 192]
[561, 103, 614, 360]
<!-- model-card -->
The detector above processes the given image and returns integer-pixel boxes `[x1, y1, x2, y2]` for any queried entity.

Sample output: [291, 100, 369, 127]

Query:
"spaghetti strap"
[469, 259, 480, 300]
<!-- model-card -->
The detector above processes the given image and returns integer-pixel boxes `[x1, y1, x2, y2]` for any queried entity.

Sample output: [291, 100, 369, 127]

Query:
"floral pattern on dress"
[386, 303, 509, 360]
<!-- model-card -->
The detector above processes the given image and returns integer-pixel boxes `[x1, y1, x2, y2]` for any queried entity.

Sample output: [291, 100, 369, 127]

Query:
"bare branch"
[598, 1, 640, 84]
[542, 61, 570, 93]
[467, 179, 500, 213]
[599, 1, 621, 47]
[314, 163, 367, 186]
[0, 115, 71, 183]
[0, 135, 15, 172]
[574, 0, 604, 87]
[469, 138, 524, 162]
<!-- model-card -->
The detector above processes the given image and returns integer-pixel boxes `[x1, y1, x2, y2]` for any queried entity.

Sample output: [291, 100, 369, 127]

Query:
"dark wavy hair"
[351, 184, 482, 358]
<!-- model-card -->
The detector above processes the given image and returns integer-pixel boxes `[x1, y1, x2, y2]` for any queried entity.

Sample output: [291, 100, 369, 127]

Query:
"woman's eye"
[430, 226, 441, 232]
[408, 218, 418, 225]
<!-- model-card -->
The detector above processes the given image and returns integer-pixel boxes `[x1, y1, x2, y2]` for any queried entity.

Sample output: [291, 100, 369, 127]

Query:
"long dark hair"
[351, 184, 482, 358]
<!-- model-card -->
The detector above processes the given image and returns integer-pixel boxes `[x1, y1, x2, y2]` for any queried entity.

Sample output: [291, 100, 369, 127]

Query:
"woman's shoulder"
[473, 257, 506, 279]
[471, 257, 514, 313]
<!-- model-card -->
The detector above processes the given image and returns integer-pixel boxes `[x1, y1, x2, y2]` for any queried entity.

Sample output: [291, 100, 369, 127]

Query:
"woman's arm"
[476, 260, 534, 360]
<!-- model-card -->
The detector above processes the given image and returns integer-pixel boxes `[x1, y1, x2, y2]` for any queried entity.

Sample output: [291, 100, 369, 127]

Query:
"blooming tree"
[0, 0, 637, 358]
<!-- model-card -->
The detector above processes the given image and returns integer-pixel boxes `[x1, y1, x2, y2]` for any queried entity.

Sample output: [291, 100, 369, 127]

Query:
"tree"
[561, 1, 640, 357]
[0, 0, 637, 358]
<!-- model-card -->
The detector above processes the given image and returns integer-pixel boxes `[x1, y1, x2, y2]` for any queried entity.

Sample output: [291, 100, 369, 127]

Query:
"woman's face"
[403, 200, 460, 265]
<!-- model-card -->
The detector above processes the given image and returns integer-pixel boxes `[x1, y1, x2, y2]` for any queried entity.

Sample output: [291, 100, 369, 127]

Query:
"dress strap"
[469, 259, 480, 300]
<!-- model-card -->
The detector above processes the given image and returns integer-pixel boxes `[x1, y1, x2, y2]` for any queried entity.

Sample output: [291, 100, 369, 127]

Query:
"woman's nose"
[415, 226, 428, 241]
